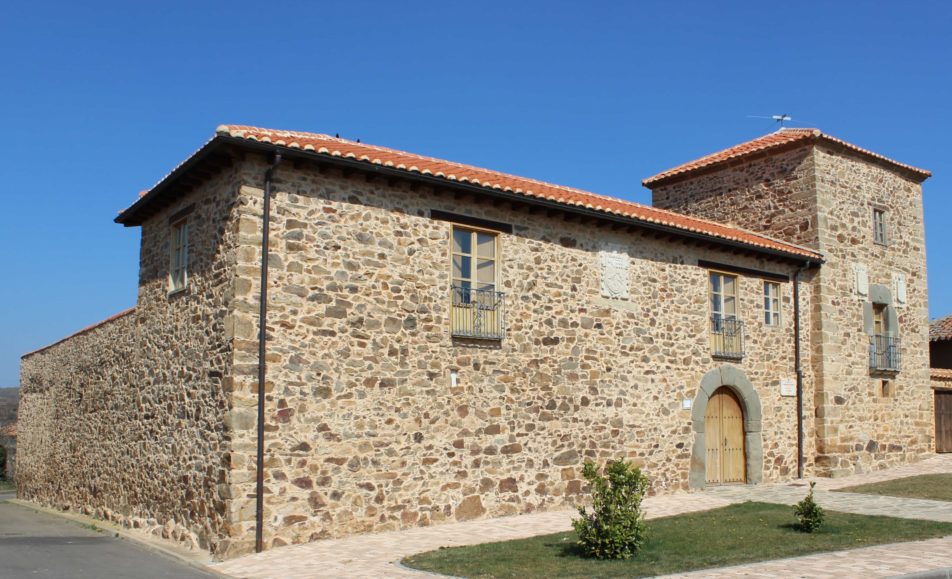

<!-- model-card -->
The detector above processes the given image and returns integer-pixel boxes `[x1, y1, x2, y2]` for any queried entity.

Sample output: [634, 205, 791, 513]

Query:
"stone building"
[18, 126, 932, 558]
[0, 423, 14, 482]
[929, 315, 952, 451]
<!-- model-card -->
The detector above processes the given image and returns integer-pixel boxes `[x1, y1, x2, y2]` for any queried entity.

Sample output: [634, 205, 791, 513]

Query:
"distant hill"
[0, 388, 18, 426]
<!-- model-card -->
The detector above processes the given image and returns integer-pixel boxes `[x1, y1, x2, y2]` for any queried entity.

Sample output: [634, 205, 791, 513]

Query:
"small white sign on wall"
[780, 378, 797, 397]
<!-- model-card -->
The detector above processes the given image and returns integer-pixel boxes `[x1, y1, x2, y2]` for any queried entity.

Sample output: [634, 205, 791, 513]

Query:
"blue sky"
[1, 1, 950, 386]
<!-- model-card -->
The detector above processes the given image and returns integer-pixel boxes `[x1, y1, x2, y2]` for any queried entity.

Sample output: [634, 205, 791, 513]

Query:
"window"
[451, 226, 504, 339]
[169, 218, 189, 293]
[709, 272, 744, 359]
[872, 304, 886, 335]
[764, 281, 781, 326]
[869, 303, 900, 371]
[710, 272, 737, 320]
[873, 208, 888, 245]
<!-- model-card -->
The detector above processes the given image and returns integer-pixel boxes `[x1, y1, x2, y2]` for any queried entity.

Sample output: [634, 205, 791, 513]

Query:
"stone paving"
[214, 454, 952, 579]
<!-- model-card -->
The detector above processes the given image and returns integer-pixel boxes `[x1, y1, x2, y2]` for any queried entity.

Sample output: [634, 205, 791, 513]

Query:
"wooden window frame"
[169, 217, 190, 294]
[449, 223, 503, 339]
[763, 281, 781, 327]
[873, 208, 888, 246]
[709, 271, 739, 320]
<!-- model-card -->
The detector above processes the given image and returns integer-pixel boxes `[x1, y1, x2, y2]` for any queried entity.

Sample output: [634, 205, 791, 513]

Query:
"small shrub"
[794, 481, 825, 533]
[572, 460, 649, 559]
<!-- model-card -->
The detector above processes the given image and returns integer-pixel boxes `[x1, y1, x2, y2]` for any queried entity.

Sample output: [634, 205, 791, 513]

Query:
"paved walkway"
[214, 454, 952, 579]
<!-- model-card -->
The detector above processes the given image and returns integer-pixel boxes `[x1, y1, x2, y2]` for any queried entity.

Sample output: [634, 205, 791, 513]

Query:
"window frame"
[448, 223, 504, 340]
[450, 225, 500, 296]
[873, 207, 888, 246]
[763, 281, 781, 327]
[709, 271, 739, 320]
[169, 217, 190, 294]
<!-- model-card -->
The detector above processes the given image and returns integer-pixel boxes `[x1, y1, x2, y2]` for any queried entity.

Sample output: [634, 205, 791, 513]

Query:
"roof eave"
[119, 135, 824, 264]
[643, 134, 931, 189]
[115, 137, 228, 226]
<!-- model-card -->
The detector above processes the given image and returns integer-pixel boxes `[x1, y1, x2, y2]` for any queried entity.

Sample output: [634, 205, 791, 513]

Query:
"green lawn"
[835, 474, 952, 502]
[402, 502, 952, 578]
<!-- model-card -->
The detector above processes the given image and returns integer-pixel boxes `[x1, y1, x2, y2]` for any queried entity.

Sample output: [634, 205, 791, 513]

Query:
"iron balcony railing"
[711, 315, 745, 359]
[869, 334, 901, 371]
[451, 285, 505, 340]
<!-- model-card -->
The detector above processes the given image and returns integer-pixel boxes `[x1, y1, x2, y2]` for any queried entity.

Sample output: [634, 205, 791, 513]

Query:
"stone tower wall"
[650, 144, 820, 249]
[810, 145, 932, 476]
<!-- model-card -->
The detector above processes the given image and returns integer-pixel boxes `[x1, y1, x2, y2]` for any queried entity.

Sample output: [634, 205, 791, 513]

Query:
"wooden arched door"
[705, 387, 746, 484]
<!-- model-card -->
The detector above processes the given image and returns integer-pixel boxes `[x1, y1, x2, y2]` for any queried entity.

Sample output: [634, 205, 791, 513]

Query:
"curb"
[4, 498, 231, 578]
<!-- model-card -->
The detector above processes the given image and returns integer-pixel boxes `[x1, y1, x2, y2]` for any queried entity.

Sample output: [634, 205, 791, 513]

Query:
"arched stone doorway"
[689, 365, 763, 488]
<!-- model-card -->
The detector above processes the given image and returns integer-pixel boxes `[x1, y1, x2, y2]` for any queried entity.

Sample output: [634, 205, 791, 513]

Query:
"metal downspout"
[794, 261, 810, 479]
[256, 153, 282, 553]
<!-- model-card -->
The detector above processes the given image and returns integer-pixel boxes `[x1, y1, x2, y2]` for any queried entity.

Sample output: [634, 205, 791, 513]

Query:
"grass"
[0, 480, 14, 493]
[835, 474, 952, 502]
[402, 502, 952, 578]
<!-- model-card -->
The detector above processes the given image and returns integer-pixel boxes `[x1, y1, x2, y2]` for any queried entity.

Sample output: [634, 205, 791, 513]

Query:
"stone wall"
[649, 142, 932, 477]
[651, 145, 819, 249]
[810, 145, 932, 475]
[223, 155, 816, 553]
[17, 163, 245, 556]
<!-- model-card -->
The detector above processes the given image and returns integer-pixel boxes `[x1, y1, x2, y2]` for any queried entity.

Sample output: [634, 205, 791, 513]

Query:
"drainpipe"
[793, 261, 810, 479]
[256, 153, 282, 553]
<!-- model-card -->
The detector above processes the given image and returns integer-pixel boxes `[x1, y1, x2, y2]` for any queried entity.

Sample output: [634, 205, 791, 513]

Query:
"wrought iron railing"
[869, 334, 900, 371]
[451, 285, 505, 340]
[711, 315, 745, 359]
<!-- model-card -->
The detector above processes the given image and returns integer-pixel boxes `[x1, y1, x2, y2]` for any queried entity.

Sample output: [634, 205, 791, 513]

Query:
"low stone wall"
[17, 163, 244, 557]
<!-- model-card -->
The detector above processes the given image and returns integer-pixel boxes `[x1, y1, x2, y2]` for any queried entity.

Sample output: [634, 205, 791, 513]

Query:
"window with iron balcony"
[450, 226, 505, 340]
[709, 272, 744, 359]
[869, 303, 900, 372]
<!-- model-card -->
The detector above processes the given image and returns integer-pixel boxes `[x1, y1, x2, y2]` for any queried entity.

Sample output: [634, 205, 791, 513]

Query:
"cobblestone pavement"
[214, 454, 952, 579]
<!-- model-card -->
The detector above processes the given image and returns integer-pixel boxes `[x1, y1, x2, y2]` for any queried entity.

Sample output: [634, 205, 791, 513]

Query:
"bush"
[572, 460, 650, 559]
[794, 481, 825, 533]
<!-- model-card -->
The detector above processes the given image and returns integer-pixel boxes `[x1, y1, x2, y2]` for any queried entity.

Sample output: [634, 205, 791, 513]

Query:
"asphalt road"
[0, 493, 221, 579]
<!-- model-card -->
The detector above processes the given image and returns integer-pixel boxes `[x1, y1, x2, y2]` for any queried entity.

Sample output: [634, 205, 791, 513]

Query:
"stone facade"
[0, 424, 14, 481]
[220, 157, 815, 551]
[651, 142, 932, 477]
[18, 164, 247, 556]
[17, 129, 931, 559]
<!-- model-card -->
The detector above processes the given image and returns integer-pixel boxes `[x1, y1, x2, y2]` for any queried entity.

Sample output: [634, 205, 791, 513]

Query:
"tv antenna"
[747, 114, 800, 128]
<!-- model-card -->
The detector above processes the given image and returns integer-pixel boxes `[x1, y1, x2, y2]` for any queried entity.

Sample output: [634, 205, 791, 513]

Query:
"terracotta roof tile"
[212, 125, 822, 260]
[643, 128, 931, 187]
[931, 314, 952, 342]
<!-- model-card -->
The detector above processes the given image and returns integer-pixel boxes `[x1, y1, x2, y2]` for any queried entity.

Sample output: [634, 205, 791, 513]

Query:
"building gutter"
[793, 261, 811, 479]
[255, 153, 282, 553]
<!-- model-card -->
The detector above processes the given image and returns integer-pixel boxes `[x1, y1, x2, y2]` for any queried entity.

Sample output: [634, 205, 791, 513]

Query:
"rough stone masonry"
[17, 126, 932, 558]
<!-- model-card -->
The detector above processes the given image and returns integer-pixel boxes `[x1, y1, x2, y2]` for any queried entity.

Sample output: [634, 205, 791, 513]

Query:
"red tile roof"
[21, 307, 136, 359]
[211, 125, 821, 260]
[0, 423, 14, 438]
[643, 128, 931, 187]
[931, 314, 952, 342]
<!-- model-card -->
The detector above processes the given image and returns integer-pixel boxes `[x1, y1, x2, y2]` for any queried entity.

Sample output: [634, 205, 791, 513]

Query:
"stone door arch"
[689, 365, 763, 488]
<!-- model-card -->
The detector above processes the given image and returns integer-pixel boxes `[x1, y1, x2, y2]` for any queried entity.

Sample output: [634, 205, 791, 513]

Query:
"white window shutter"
[894, 272, 907, 305]
[854, 263, 869, 297]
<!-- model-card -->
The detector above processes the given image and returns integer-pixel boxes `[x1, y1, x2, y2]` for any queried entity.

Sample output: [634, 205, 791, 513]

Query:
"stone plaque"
[600, 247, 629, 300]
[780, 378, 796, 397]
